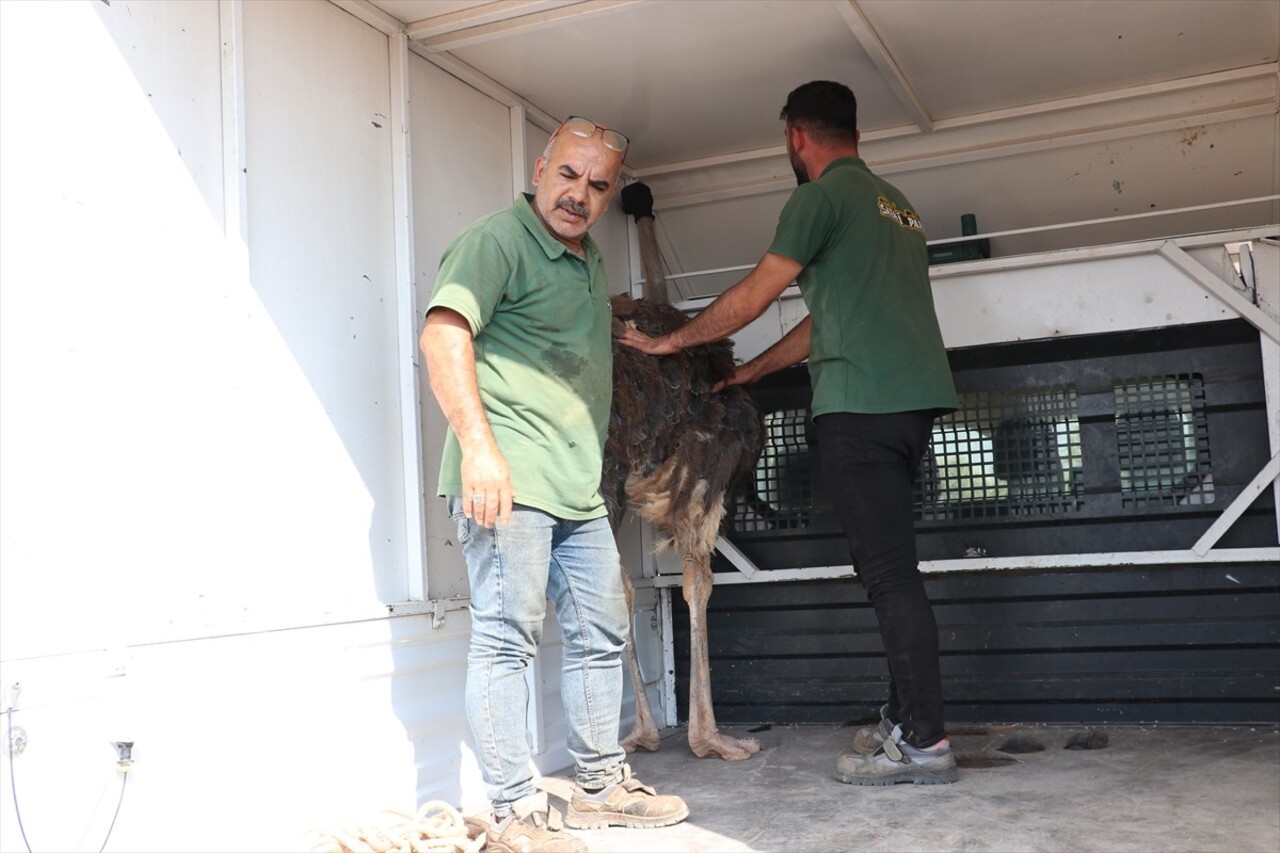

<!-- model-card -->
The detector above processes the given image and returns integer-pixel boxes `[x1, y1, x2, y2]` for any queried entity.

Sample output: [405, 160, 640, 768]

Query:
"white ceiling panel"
[366, 0, 1278, 276]
[373, 0, 491, 23]
[438, 0, 914, 168]
[371, 0, 1279, 167]
[859, 0, 1280, 120]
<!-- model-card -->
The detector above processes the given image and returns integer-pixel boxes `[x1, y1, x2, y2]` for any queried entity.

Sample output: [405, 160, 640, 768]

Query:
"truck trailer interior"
[0, 1, 1276, 851]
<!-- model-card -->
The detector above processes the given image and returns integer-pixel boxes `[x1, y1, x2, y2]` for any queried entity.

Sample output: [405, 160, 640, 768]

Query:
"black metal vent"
[741, 409, 814, 532]
[921, 386, 1083, 519]
[728, 319, 1274, 565]
[1115, 374, 1213, 508]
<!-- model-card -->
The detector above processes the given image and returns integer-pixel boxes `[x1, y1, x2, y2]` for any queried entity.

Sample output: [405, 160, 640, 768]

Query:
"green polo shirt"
[427, 194, 613, 519]
[769, 157, 958, 417]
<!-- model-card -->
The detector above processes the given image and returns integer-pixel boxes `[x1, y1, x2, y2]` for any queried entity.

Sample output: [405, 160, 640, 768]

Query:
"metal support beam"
[218, 0, 247, 244]
[330, 0, 404, 35]
[415, 0, 644, 52]
[389, 30, 427, 602]
[926, 197, 1280, 247]
[833, 0, 933, 132]
[656, 225, 1280, 293]
[510, 103, 529, 196]
[406, 0, 577, 40]
[1193, 453, 1280, 557]
[1158, 241, 1280, 343]
[642, 547, 1280, 587]
[713, 535, 758, 579]
[1262, 335, 1280, 543]
[658, 586, 677, 727]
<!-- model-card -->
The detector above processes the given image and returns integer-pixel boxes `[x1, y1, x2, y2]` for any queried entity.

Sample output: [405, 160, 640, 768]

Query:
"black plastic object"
[620, 181, 654, 220]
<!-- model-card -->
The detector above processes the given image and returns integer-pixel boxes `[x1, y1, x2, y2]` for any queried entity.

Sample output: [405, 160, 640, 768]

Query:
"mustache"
[557, 198, 590, 218]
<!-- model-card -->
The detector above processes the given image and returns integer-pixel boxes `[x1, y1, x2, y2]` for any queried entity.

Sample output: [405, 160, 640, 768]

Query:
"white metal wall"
[1, 1, 473, 849]
[0, 0, 420, 654]
[411, 54, 515, 603]
[0, 2, 665, 849]
[241, 0, 410, 605]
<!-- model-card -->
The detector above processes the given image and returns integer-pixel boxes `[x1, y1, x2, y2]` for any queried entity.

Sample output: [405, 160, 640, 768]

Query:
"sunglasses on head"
[562, 116, 629, 153]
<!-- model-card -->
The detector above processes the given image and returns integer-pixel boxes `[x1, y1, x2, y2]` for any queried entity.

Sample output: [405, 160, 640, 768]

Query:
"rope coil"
[307, 800, 486, 853]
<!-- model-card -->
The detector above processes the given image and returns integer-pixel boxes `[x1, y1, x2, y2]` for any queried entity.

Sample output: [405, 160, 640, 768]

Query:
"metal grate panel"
[919, 386, 1083, 519]
[728, 320, 1272, 564]
[740, 408, 814, 532]
[1115, 374, 1213, 508]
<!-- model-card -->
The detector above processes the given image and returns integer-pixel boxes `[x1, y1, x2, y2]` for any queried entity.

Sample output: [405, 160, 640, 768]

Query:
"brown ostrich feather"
[603, 294, 764, 557]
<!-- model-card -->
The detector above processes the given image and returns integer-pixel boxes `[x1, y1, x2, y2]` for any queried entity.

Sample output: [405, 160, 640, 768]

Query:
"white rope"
[307, 800, 486, 853]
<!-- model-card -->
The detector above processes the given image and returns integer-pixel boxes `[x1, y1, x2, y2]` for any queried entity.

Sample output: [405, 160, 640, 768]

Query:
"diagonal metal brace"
[714, 535, 759, 579]
[1158, 241, 1280, 344]
[1193, 452, 1280, 557]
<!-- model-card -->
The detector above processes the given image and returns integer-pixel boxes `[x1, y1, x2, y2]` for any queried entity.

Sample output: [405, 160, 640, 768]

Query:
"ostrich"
[602, 182, 765, 761]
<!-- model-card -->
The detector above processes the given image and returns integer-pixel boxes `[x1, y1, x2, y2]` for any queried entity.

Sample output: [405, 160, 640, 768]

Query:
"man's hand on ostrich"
[711, 363, 758, 392]
[617, 325, 682, 356]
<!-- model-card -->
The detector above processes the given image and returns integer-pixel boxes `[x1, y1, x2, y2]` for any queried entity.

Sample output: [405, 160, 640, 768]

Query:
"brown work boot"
[488, 793, 586, 853]
[564, 765, 689, 830]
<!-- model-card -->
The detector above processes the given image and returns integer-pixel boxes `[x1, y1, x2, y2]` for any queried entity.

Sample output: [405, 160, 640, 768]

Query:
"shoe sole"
[563, 805, 690, 830]
[835, 767, 959, 786]
[487, 833, 586, 853]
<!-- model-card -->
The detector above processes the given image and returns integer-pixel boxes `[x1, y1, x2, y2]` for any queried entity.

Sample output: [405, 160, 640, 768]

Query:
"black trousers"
[813, 410, 945, 748]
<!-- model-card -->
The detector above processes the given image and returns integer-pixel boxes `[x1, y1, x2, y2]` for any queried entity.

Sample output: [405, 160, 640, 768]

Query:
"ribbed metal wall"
[676, 320, 1280, 726]
[675, 564, 1280, 725]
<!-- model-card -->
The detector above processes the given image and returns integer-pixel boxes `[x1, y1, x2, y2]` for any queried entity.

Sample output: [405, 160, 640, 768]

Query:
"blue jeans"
[449, 498, 629, 815]
[812, 411, 947, 748]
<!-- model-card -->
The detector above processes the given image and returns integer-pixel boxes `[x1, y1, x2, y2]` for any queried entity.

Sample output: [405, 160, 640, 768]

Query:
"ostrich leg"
[683, 554, 761, 760]
[619, 565, 661, 753]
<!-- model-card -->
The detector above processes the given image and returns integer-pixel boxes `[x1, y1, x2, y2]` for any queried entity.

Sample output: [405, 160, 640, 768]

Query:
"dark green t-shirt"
[768, 157, 958, 417]
[427, 195, 613, 519]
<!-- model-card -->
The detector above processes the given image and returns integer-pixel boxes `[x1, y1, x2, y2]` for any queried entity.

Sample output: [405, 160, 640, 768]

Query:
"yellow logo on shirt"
[877, 195, 924, 234]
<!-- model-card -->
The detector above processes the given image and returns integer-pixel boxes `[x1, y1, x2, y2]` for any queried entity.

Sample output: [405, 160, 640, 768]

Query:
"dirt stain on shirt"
[541, 346, 588, 380]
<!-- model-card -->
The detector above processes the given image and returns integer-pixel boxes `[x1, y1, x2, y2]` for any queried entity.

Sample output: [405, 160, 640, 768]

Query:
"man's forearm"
[669, 252, 802, 349]
[743, 315, 811, 381]
[421, 314, 497, 454]
[421, 308, 514, 526]
[668, 280, 766, 350]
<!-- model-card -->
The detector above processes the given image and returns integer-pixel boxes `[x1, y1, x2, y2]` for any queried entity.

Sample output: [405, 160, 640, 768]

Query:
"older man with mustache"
[421, 117, 688, 853]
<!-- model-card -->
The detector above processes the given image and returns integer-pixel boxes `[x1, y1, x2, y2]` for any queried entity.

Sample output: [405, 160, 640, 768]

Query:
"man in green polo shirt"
[421, 118, 688, 852]
[619, 81, 961, 786]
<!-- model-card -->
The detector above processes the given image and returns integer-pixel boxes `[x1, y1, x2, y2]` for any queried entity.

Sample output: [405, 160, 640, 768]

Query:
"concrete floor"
[538, 722, 1280, 853]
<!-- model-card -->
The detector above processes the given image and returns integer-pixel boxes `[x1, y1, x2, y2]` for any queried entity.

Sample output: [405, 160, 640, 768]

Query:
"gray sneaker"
[852, 703, 897, 755]
[837, 725, 959, 786]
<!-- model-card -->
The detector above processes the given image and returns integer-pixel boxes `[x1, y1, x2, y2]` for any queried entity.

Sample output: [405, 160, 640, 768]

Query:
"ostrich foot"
[689, 730, 761, 761]
[621, 726, 661, 754]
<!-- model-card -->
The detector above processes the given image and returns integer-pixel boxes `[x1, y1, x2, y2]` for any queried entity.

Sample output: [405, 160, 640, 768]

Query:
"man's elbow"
[733, 289, 775, 330]
[421, 308, 467, 352]
[420, 308, 440, 355]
